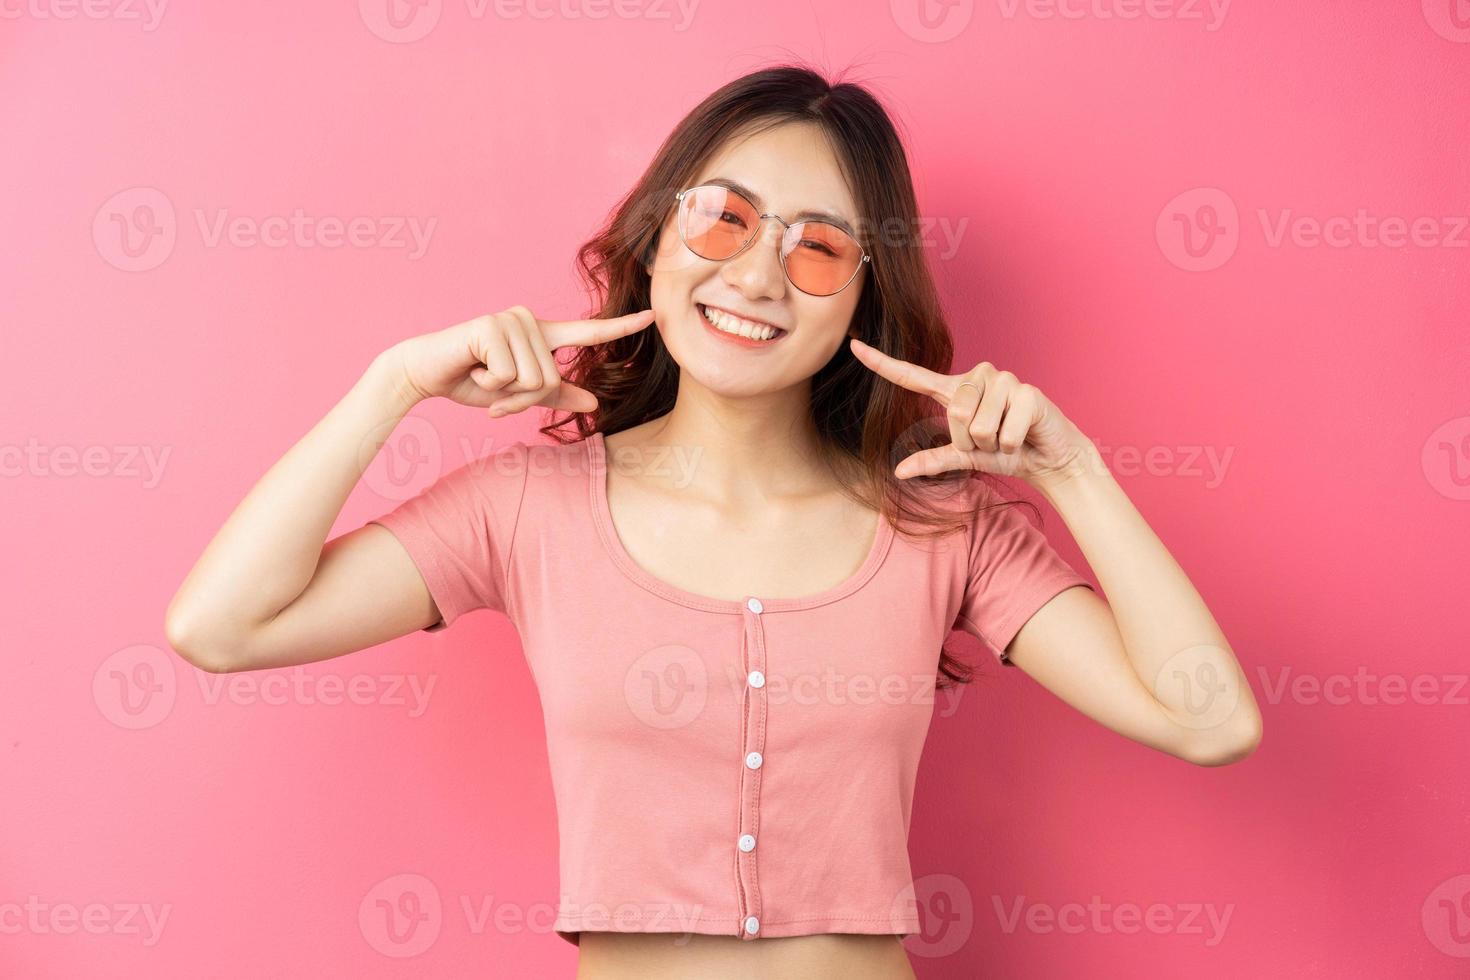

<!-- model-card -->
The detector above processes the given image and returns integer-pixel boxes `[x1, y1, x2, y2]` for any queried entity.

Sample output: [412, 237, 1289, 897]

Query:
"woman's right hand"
[388, 305, 656, 416]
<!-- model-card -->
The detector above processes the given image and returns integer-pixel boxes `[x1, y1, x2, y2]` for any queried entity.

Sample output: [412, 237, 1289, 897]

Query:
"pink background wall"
[3, 2, 1467, 977]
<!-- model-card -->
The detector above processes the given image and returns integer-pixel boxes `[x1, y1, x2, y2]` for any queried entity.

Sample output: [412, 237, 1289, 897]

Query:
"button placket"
[734, 595, 768, 940]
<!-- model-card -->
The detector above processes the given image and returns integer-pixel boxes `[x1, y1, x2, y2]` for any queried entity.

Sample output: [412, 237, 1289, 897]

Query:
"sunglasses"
[673, 184, 871, 297]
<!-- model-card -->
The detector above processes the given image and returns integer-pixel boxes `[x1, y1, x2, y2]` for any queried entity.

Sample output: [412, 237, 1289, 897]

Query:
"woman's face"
[647, 121, 867, 398]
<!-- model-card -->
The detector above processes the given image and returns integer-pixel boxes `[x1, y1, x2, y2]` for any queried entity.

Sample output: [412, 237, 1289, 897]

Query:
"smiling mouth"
[697, 303, 788, 342]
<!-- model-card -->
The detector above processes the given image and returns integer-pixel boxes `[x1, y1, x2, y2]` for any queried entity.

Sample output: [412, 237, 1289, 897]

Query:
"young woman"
[165, 65, 1262, 979]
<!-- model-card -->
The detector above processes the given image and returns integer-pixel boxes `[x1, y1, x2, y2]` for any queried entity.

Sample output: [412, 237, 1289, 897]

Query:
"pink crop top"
[365, 431, 1093, 945]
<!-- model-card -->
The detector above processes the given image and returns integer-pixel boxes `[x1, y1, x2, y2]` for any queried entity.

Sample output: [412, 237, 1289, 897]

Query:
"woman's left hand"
[849, 337, 1098, 490]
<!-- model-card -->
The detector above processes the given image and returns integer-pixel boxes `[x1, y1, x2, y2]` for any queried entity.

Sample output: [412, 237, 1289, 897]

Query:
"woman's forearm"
[164, 347, 421, 657]
[1035, 448, 1264, 759]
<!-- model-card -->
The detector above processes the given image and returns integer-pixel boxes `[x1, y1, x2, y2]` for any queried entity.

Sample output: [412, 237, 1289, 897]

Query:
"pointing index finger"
[848, 337, 953, 403]
[541, 309, 656, 350]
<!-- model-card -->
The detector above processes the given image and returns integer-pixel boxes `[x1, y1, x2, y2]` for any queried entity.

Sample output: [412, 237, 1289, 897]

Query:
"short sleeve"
[367, 441, 530, 632]
[952, 495, 1094, 665]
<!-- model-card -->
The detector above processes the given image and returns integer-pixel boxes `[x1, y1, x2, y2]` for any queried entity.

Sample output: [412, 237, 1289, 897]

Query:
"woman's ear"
[639, 233, 658, 273]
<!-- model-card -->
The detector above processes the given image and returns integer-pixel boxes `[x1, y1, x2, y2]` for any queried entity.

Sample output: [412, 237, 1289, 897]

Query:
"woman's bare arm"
[163, 307, 656, 674]
[163, 349, 439, 672]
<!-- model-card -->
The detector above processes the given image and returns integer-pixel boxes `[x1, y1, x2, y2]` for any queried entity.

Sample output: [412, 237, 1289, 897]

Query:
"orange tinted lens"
[783, 221, 863, 295]
[680, 186, 758, 260]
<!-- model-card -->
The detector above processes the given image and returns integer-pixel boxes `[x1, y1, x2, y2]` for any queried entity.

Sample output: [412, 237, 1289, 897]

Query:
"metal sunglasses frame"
[673, 185, 872, 297]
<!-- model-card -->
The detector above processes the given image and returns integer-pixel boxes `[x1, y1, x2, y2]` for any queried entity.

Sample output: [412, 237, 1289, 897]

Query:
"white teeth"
[701, 304, 779, 341]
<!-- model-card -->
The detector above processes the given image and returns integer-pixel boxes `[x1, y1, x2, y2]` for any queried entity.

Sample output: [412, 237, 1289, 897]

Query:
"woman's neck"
[608, 384, 845, 505]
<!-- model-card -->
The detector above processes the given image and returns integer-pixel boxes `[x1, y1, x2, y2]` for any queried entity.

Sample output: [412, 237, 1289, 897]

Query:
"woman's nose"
[722, 217, 787, 300]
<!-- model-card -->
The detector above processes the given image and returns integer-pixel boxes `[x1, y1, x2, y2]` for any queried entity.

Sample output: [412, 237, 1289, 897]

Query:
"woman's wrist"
[1032, 440, 1113, 507]
[366, 344, 426, 415]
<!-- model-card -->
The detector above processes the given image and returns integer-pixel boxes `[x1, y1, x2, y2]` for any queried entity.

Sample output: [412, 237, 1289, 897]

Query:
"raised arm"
[163, 306, 655, 673]
[163, 349, 446, 673]
[850, 337, 1263, 767]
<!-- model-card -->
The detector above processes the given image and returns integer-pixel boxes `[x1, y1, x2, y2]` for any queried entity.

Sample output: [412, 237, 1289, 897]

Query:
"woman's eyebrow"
[705, 177, 859, 238]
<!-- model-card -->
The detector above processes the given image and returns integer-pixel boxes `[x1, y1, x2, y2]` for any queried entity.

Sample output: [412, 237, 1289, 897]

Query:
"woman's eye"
[720, 210, 745, 226]
[800, 240, 837, 256]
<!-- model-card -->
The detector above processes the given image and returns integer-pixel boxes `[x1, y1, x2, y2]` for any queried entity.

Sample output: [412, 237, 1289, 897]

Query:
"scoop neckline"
[587, 430, 895, 614]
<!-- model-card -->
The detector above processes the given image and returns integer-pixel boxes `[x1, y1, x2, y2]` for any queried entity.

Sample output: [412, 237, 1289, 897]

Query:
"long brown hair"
[539, 63, 1038, 688]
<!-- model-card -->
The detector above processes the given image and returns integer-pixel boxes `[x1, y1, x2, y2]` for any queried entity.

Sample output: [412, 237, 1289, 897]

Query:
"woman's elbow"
[1180, 714, 1264, 767]
[164, 607, 244, 674]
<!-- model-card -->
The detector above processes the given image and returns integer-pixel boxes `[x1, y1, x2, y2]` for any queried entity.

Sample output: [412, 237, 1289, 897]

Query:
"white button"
[747, 670, 765, 689]
[744, 915, 760, 935]
[738, 834, 756, 852]
[745, 751, 763, 769]
[746, 596, 763, 614]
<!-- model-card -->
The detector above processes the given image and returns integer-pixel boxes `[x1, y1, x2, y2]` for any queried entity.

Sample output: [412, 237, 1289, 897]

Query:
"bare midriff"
[572, 931, 918, 980]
